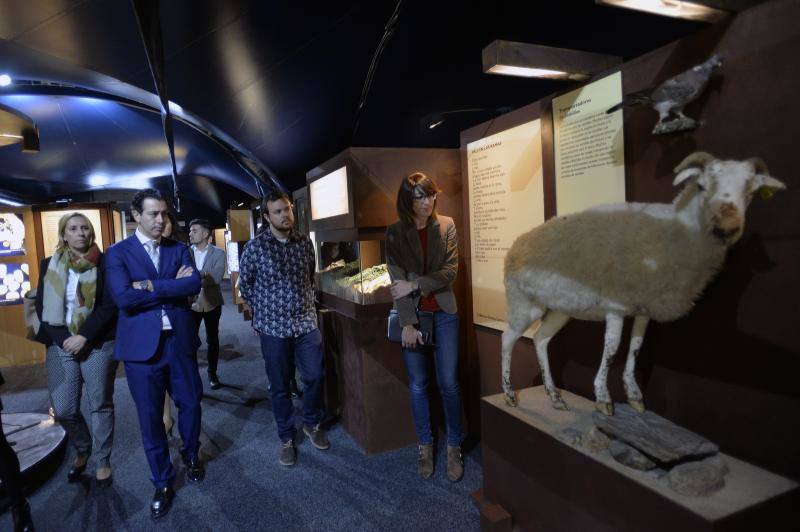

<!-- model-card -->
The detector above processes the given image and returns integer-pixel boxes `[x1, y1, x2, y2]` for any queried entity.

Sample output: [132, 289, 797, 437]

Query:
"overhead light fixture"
[21, 127, 40, 153]
[0, 74, 11, 87]
[237, 202, 244, 207]
[483, 40, 621, 81]
[0, 104, 39, 152]
[595, 0, 730, 22]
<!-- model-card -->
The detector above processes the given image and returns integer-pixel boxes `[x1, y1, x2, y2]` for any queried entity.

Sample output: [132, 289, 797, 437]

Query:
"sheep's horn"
[747, 157, 770, 176]
[674, 152, 715, 174]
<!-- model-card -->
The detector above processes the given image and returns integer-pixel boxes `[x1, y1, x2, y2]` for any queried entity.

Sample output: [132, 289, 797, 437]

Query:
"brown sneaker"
[446, 445, 464, 482]
[279, 440, 296, 466]
[303, 424, 331, 450]
[417, 444, 434, 479]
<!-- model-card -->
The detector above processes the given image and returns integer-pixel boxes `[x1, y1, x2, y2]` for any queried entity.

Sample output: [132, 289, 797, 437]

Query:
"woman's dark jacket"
[34, 254, 117, 350]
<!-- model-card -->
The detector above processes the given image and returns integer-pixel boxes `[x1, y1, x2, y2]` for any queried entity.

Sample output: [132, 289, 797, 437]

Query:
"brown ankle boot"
[417, 444, 434, 479]
[446, 445, 464, 482]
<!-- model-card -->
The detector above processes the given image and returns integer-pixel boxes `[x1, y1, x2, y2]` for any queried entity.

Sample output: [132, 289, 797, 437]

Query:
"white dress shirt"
[135, 228, 172, 330]
[192, 244, 209, 272]
[64, 268, 79, 327]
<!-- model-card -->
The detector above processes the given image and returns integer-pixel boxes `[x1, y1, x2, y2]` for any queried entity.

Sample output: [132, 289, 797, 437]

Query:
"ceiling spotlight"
[595, 0, 729, 22]
[483, 40, 621, 81]
[0, 74, 11, 87]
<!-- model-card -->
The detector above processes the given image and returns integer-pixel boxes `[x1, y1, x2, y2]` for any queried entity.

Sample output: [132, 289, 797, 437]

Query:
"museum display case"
[315, 238, 391, 307]
[306, 147, 463, 454]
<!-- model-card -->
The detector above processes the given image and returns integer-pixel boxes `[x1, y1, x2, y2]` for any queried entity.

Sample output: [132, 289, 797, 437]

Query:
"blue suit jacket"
[106, 235, 201, 362]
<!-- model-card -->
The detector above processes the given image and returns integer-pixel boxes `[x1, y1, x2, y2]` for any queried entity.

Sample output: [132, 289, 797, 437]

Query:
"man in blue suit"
[106, 188, 204, 519]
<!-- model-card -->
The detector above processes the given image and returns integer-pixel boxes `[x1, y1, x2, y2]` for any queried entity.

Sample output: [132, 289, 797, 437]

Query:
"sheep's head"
[673, 152, 786, 245]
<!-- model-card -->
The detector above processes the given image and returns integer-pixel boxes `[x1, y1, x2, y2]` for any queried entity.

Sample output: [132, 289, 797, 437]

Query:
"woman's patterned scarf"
[42, 244, 100, 334]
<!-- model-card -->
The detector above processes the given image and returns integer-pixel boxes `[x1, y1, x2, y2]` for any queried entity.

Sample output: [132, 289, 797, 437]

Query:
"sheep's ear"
[757, 175, 787, 198]
[673, 167, 703, 187]
[758, 175, 786, 191]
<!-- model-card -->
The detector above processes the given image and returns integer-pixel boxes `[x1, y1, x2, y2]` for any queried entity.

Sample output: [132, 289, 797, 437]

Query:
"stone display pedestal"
[480, 386, 799, 531]
[319, 299, 417, 454]
[0, 413, 66, 501]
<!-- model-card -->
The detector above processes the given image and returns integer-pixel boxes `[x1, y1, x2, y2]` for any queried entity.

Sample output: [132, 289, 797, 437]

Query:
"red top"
[417, 226, 441, 312]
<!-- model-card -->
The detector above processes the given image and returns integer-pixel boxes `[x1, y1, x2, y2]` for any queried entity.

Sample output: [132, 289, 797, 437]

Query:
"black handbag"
[388, 309, 435, 346]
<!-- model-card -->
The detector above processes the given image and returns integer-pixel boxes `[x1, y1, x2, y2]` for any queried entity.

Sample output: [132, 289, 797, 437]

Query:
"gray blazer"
[386, 215, 458, 328]
[192, 244, 226, 311]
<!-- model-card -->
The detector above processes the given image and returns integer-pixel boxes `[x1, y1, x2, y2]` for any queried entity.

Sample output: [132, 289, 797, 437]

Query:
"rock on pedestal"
[668, 456, 730, 497]
[652, 116, 699, 135]
[592, 404, 718, 464]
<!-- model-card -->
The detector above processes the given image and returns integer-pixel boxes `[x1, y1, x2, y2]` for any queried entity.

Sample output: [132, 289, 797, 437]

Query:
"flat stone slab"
[592, 404, 718, 464]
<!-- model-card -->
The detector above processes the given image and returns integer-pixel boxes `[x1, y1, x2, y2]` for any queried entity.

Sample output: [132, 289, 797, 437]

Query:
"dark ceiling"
[0, 0, 707, 219]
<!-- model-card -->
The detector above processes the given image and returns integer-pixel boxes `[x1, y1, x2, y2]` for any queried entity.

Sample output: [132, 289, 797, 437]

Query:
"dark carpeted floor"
[0, 288, 481, 531]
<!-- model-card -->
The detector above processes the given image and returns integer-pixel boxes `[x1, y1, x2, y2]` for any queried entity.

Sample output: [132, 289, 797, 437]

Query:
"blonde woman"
[35, 213, 118, 486]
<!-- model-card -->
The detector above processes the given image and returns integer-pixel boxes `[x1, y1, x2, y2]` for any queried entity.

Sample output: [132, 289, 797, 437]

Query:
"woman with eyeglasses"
[386, 171, 464, 482]
[34, 212, 118, 487]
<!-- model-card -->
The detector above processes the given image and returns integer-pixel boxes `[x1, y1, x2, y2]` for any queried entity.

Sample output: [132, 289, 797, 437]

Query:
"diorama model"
[315, 241, 392, 305]
[501, 152, 785, 415]
[607, 54, 722, 135]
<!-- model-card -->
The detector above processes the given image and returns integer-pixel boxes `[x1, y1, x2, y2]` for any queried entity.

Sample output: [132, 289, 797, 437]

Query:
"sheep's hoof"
[628, 399, 646, 413]
[551, 395, 569, 411]
[504, 391, 518, 407]
[595, 401, 614, 416]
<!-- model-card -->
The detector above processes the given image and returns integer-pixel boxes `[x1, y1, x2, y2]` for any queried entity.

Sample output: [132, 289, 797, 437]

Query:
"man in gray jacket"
[189, 219, 226, 389]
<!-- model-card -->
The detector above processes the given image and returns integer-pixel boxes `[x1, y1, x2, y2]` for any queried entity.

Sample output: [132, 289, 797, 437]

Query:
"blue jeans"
[260, 329, 325, 443]
[402, 311, 462, 446]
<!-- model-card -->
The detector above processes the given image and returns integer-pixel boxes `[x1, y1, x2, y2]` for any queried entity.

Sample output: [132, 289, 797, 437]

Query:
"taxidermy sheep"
[501, 152, 785, 415]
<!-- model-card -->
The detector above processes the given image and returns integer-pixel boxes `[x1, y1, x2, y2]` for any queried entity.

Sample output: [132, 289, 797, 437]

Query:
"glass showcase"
[315, 238, 392, 306]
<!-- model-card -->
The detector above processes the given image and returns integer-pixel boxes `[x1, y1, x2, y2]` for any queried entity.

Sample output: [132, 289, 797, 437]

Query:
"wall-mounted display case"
[315, 237, 391, 306]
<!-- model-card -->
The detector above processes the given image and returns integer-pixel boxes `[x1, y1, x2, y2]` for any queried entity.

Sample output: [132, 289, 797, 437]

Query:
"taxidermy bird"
[606, 54, 722, 134]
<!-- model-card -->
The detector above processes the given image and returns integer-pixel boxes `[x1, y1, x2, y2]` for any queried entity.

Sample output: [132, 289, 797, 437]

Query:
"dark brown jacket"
[34, 254, 117, 352]
[386, 215, 458, 328]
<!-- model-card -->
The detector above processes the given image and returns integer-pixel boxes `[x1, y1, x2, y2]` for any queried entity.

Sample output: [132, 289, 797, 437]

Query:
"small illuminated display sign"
[0, 263, 30, 305]
[310, 166, 349, 221]
[0, 213, 25, 256]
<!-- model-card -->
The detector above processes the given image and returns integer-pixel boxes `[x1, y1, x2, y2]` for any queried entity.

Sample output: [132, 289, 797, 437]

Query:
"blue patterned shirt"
[239, 228, 317, 338]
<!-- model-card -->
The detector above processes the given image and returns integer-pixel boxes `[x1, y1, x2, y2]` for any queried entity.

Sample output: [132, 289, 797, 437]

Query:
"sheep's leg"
[501, 297, 545, 407]
[623, 316, 649, 413]
[593, 313, 624, 416]
[533, 310, 571, 411]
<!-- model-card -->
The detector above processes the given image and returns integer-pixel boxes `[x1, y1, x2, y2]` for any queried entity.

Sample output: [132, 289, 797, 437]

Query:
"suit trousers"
[123, 331, 203, 488]
[192, 305, 222, 375]
[46, 341, 118, 468]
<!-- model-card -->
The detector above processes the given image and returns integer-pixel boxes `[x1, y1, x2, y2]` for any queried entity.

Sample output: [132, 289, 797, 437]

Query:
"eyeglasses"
[412, 193, 437, 202]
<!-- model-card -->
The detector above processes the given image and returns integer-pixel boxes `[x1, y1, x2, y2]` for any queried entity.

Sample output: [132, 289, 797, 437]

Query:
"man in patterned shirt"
[239, 190, 330, 466]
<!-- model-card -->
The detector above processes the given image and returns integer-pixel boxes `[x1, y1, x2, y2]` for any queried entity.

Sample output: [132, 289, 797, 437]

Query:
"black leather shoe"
[11, 499, 34, 532]
[67, 461, 87, 483]
[183, 456, 205, 483]
[150, 487, 175, 519]
[208, 373, 221, 390]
